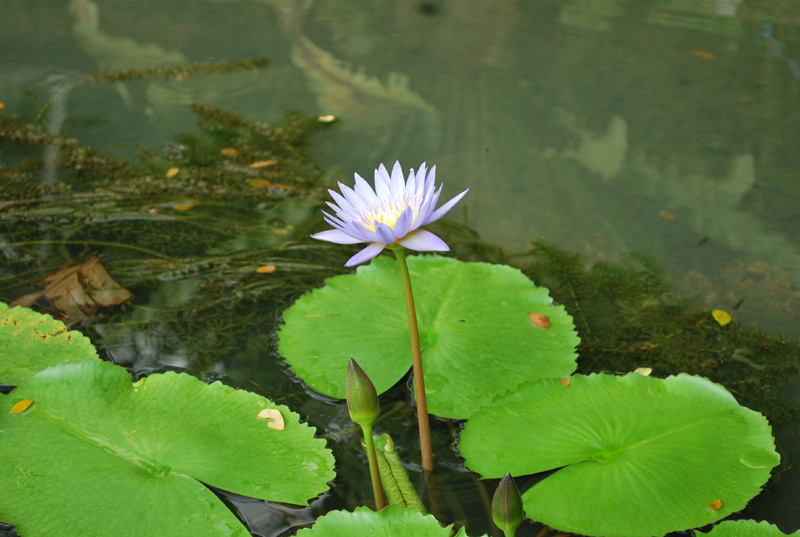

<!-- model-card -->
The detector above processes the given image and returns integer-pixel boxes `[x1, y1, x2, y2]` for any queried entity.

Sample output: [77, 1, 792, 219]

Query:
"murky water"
[2, 1, 800, 535]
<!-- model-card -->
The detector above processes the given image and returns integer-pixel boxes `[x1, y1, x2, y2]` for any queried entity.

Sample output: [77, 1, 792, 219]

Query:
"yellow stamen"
[361, 201, 419, 231]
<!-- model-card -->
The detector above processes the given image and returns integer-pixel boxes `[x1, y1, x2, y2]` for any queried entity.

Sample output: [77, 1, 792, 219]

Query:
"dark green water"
[2, 1, 800, 536]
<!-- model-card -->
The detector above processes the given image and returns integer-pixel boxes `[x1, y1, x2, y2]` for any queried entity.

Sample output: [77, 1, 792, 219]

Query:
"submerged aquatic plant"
[311, 161, 468, 267]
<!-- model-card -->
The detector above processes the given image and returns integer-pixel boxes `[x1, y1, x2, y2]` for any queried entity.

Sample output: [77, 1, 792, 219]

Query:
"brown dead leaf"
[11, 258, 132, 325]
[257, 408, 285, 430]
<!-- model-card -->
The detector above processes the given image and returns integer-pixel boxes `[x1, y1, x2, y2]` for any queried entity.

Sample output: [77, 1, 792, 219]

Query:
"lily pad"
[0, 359, 335, 537]
[294, 505, 482, 537]
[279, 255, 578, 418]
[459, 373, 779, 537]
[700, 521, 800, 537]
[0, 302, 99, 385]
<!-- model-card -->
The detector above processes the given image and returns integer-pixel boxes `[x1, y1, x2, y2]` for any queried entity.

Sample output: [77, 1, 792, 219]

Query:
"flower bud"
[346, 358, 380, 426]
[492, 472, 523, 537]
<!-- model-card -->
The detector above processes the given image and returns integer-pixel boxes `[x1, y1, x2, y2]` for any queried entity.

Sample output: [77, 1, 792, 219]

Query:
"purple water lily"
[312, 161, 469, 267]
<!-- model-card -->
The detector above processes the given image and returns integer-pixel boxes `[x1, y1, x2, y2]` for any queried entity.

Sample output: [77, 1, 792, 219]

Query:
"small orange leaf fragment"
[249, 178, 273, 188]
[712, 309, 732, 326]
[256, 265, 276, 274]
[220, 147, 240, 157]
[708, 499, 722, 511]
[530, 312, 550, 328]
[249, 160, 278, 169]
[560, 378, 570, 387]
[165, 167, 180, 178]
[693, 50, 715, 60]
[659, 210, 676, 220]
[0, 102, 5, 109]
[10, 399, 33, 414]
[257, 408, 285, 430]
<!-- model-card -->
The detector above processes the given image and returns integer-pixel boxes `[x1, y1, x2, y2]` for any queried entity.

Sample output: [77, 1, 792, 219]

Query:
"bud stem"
[360, 423, 386, 510]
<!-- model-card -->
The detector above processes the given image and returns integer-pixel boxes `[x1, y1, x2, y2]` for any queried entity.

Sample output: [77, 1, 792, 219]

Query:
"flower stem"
[392, 247, 434, 472]
[360, 423, 386, 510]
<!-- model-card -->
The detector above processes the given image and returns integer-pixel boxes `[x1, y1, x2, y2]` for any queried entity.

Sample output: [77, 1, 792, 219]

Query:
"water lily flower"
[312, 161, 469, 267]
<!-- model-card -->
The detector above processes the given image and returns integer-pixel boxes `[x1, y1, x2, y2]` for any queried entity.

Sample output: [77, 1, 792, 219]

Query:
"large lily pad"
[0, 302, 99, 384]
[459, 373, 779, 537]
[279, 255, 578, 418]
[700, 521, 800, 537]
[0, 359, 335, 537]
[294, 505, 482, 537]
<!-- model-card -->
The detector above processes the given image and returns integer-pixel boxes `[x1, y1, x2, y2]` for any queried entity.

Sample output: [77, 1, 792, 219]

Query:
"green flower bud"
[346, 358, 380, 426]
[492, 472, 523, 537]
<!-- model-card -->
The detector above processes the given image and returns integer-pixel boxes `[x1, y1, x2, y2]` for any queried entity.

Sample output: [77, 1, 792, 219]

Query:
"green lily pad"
[0, 359, 335, 537]
[295, 505, 482, 537]
[459, 373, 779, 537]
[0, 302, 99, 384]
[701, 521, 800, 537]
[279, 255, 578, 418]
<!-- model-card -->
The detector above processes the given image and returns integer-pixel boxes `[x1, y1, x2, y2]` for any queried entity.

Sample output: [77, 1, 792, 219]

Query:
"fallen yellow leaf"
[712, 309, 732, 326]
[317, 114, 336, 122]
[165, 167, 180, 178]
[659, 210, 676, 221]
[633, 367, 652, 376]
[173, 201, 196, 211]
[0, 102, 5, 109]
[693, 50, 715, 60]
[249, 178, 272, 188]
[249, 160, 278, 169]
[708, 499, 722, 511]
[256, 265, 276, 274]
[10, 399, 33, 414]
[220, 147, 240, 158]
[257, 408, 285, 430]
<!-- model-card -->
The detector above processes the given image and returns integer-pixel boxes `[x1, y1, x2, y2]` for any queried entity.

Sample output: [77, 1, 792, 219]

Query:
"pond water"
[2, 1, 800, 536]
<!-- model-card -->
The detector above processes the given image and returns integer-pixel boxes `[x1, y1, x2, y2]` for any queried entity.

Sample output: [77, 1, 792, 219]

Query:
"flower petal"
[393, 205, 415, 238]
[339, 182, 370, 216]
[374, 221, 396, 244]
[397, 229, 450, 252]
[427, 187, 470, 223]
[310, 229, 364, 244]
[354, 173, 380, 209]
[390, 161, 405, 200]
[345, 242, 386, 267]
[329, 190, 354, 215]
[374, 166, 391, 201]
